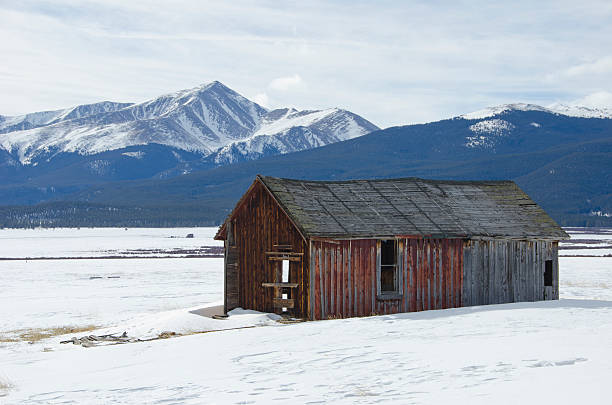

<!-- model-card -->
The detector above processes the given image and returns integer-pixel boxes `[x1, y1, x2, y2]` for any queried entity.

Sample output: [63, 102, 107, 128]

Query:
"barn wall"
[310, 238, 464, 320]
[462, 239, 559, 306]
[230, 181, 309, 318]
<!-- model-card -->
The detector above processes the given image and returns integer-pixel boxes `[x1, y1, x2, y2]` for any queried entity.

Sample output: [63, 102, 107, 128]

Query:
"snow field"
[0, 258, 223, 333]
[0, 227, 611, 403]
[560, 257, 612, 300]
[0, 227, 221, 258]
[3, 299, 611, 404]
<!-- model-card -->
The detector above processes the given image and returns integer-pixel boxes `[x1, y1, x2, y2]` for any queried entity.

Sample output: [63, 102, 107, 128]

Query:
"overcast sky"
[1, 0, 611, 128]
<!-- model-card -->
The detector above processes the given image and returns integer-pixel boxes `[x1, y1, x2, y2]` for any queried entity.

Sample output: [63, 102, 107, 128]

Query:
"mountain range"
[0, 84, 611, 228]
[0, 81, 378, 187]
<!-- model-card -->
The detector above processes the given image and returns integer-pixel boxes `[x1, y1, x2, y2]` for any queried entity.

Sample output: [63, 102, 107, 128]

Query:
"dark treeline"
[0, 201, 610, 228]
[0, 202, 224, 228]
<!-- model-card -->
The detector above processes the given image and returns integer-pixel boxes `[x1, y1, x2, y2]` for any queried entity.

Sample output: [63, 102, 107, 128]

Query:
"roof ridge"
[257, 175, 516, 185]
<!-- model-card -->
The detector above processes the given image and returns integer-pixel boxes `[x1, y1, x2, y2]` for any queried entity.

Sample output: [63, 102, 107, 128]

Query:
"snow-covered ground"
[0, 258, 223, 332]
[1, 228, 611, 404]
[0, 227, 221, 258]
[560, 228, 612, 257]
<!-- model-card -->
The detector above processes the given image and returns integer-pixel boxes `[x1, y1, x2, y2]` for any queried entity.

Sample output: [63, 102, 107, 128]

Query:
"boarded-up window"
[380, 239, 398, 294]
[544, 260, 553, 287]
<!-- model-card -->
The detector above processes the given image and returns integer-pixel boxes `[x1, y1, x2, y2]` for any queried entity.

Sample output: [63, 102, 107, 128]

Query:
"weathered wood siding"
[224, 240, 239, 314]
[462, 239, 559, 306]
[230, 181, 309, 318]
[309, 238, 464, 320]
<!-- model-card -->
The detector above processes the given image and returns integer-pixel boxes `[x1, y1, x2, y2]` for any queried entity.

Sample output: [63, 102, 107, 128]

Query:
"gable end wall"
[229, 181, 309, 318]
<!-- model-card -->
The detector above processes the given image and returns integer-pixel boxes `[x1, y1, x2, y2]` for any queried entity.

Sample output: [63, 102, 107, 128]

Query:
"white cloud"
[1, 1, 612, 127]
[268, 74, 303, 92]
[563, 56, 612, 78]
[251, 92, 270, 108]
[569, 91, 612, 108]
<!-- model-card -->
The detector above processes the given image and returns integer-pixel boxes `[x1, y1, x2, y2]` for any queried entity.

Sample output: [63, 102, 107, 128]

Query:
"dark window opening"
[380, 239, 398, 293]
[544, 260, 553, 287]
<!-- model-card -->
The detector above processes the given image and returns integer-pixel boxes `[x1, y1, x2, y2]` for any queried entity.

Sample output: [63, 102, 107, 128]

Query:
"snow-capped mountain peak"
[0, 101, 133, 134]
[254, 108, 340, 136]
[459, 103, 549, 120]
[209, 107, 378, 166]
[547, 103, 612, 119]
[0, 82, 378, 168]
[460, 102, 612, 120]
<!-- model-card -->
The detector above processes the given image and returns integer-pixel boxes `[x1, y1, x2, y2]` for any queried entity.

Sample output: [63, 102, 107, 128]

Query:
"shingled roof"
[255, 175, 568, 240]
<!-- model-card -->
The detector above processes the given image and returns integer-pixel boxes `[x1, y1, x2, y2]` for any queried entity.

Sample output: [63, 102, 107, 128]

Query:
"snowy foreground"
[1, 228, 612, 404]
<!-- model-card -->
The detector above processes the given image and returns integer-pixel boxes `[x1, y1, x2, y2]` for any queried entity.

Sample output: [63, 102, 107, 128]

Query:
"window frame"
[376, 239, 403, 300]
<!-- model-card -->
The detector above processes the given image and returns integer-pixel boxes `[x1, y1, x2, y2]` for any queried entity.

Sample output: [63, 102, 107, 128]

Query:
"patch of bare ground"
[0, 325, 99, 343]
[0, 377, 15, 396]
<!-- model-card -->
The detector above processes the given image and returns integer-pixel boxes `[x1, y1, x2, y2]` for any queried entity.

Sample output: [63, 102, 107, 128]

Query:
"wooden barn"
[214, 175, 568, 320]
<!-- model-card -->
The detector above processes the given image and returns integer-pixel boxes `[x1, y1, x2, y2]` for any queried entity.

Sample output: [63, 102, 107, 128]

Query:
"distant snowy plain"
[1, 228, 611, 404]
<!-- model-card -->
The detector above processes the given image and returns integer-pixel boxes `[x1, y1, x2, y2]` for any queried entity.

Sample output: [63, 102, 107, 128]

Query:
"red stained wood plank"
[361, 240, 370, 316]
[351, 241, 356, 316]
[325, 245, 330, 317]
[425, 239, 430, 311]
[349, 241, 353, 317]
[410, 240, 418, 312]
[419, 239, 424, 312]
[432, 239, 437, 310]
[330, 246, 335, 316]
[442, 239, 447, 310]
[343, 243, 349, 317]
[423, 238, 428, 311]
[356, 241, 363, 316]
[454, 239, 460, 307]
[449, 239, 455, 308]
[440, 239, 447, 309]
[448, 239, 453, 309]
[366, 242, 372, 316]
[456, 243, 463, 307]
[435, 239, 441, 310]
[416, 239, 421, 311]
[407, 239, 412, 312]
[368, 241, 374, 315]
[458, 240, 463, 307]
[431, 240, 436, 310]
[372, 241, 378, 315]
[450, 239, 455, 308]
[358, 241, 364, 316]
[448, 239, 454, 309]
[450, 239, 456, 308]
[314, 243, 321, 320]
[360, 241, 366, 317]
[352, 241, 357, 317]
[431, 239, 436, 310]
[336, 245, 342, 316]
[401, 239, 406, 313]
[365, 242, 371, 316]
